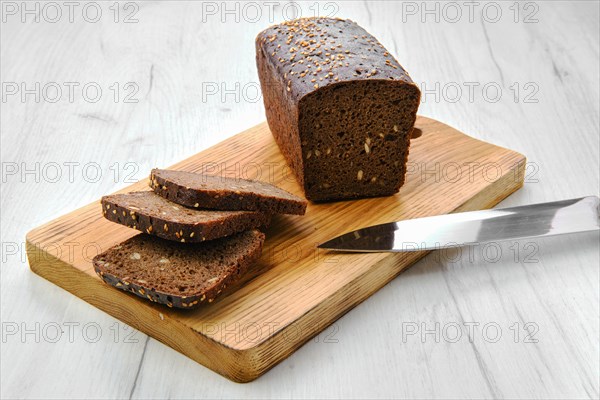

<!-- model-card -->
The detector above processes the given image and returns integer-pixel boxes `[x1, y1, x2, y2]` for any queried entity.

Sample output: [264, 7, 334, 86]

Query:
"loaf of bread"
[256, 17, 421, 201]
[149, 168, 307, 215]
[101, 191, 270, 242]
[93, 230, 265, 308]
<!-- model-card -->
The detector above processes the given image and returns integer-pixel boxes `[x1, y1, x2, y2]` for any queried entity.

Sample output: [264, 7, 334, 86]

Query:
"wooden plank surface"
[26, 116, 525, 381]
[2, 1, 598, 398]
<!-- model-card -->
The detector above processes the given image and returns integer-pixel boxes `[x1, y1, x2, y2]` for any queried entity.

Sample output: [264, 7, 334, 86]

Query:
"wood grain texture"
[2, 1, 598, 398]
[26, 116, 525, 382]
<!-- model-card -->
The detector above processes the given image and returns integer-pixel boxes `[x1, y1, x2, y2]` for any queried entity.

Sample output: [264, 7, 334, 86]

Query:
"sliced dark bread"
[102, 191, 270, 242]
[93, 230, 265, 308]
[149, 168, 307, 215]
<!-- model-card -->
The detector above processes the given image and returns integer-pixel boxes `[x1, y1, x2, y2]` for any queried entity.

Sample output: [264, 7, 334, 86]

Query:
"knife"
[317, 196, 600, 252]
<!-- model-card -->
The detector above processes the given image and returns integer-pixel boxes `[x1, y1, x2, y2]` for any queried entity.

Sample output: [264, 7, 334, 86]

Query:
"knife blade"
[317, 196, 600, 252]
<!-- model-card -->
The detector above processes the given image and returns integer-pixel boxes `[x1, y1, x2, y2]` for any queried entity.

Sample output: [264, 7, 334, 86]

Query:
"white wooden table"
[1, 1, 598, 398]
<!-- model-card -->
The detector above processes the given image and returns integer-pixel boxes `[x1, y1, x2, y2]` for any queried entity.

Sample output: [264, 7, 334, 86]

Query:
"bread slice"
[149, 169, 307, 215]
[93, 230, 265, 308]
[102, 191, 270, 242]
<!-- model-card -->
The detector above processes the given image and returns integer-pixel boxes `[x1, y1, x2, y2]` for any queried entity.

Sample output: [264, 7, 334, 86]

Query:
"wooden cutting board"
[26, 116, 525, 382]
